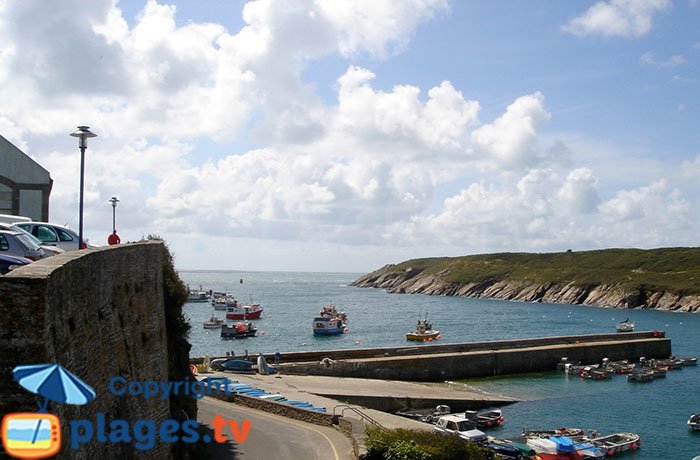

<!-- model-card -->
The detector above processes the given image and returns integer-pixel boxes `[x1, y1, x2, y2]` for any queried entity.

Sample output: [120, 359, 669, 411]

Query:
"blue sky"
[0, 0, 698, 272]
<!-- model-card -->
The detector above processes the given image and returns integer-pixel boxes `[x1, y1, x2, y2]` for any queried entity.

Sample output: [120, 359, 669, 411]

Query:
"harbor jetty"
[201, 331, 670, 382]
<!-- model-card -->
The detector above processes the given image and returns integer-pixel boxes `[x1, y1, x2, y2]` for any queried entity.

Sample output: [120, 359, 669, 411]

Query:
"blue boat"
[312, 316, 346, 335]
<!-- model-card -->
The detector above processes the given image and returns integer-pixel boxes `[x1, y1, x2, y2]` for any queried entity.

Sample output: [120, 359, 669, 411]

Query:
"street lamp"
[109, 196, 119, 232]
[70, 126, 97, 249]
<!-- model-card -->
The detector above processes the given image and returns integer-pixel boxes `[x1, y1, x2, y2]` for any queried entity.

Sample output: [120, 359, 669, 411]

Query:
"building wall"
[0, 241, 173, 460]
[0, 135, 52, 220]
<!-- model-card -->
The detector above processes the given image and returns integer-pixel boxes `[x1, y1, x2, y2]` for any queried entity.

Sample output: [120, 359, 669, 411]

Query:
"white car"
[14, 222, 88, 251]
[434, 415, 487, 443]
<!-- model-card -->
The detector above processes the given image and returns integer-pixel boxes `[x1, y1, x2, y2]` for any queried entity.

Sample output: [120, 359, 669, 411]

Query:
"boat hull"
[226, 309, 263, 320]
[406, 331, 440, 341]
[313, 328, 345, 335]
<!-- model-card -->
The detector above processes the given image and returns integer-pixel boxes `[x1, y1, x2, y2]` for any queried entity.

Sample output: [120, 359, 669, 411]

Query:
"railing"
[333, 404, 386, 429]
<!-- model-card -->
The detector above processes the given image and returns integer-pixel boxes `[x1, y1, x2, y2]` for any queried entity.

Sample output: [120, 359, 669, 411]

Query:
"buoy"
[260, 331, 266, 336]
[343, 328, 349, 333]
[437, 335, 442, 339]
[354, 341, 360, 346]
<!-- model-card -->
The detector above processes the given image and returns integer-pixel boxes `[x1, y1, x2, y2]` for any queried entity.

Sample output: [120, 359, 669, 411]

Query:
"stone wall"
[277, 334, 672, 381]
[0, 241, 172, 459]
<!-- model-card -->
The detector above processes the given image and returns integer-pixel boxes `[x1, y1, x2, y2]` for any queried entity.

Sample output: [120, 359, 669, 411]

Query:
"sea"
[179, 270, 700, 459]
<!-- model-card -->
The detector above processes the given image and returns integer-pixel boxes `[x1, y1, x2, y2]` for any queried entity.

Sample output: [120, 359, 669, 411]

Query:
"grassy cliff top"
[382, 247, 700, 295]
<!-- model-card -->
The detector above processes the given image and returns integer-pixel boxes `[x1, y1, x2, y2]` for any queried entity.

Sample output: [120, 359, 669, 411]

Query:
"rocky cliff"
[351, 262, 700, 313]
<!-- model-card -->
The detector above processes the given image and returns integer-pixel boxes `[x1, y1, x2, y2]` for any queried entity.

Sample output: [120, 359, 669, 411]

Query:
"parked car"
[0, 223, 65, 256]
[434, 415, 488, 443]
[14, 222, 88, 251]
[0, 229, 47, 260]
[0, 253, 32, 275]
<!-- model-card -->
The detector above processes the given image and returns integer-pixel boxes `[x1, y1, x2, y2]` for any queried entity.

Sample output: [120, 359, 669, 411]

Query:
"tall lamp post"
[109, 196, 119, 232]
[70, 126, 97, 249]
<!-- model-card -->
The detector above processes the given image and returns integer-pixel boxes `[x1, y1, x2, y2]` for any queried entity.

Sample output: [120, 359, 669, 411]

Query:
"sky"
[0, 0, 699, 273]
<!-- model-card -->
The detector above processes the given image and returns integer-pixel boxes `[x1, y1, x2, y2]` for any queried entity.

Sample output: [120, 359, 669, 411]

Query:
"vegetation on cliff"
[364, 426, 492, 460]
[352, 247, 700, 311]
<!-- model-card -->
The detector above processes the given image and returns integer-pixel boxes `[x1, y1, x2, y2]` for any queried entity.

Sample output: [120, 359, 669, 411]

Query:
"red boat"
[225, 299, 264, 320]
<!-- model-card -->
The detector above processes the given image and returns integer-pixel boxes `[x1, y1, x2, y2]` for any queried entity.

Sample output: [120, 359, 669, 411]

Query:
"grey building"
[0, 134, 52, 221]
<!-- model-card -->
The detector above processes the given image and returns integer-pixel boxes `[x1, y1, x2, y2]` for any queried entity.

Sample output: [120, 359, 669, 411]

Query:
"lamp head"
[110, 196, 120, 208]
[70, 126, 97, 148]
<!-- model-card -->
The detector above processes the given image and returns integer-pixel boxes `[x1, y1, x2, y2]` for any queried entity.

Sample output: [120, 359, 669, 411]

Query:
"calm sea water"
[179, 270, 700, 459]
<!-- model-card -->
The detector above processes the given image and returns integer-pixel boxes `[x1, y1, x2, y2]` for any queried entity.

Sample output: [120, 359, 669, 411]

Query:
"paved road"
[198, 397, 355, 460]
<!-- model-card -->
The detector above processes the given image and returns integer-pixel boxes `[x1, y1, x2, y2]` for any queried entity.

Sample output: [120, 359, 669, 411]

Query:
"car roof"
[0, 229, 24, 236]
[17, 221, 74, 229]
[438, 415, 471, 422]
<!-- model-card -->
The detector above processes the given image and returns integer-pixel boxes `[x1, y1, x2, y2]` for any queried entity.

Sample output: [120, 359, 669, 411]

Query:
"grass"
[381, 247, 700, 296]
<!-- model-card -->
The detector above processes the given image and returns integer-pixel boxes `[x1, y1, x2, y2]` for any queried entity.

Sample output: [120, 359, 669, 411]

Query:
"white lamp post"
[70, 126, 97, 249]
[109, 196, 119, 232]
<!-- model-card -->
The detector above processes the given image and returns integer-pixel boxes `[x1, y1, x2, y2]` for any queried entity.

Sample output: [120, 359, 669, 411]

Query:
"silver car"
[14, 222, 87, 251]
[0, 223, 65, 256]
[0, 229, 47, 260]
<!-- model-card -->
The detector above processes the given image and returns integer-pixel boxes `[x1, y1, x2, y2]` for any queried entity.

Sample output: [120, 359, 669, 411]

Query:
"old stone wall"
[0, 241, 172, 460]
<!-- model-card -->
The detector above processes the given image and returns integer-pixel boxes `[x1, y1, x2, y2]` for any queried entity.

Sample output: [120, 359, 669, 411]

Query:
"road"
[197, 397, 356, 460]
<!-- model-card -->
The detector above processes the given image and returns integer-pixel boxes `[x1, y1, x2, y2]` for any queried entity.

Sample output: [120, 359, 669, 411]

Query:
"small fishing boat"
[588, 432, 640, 456]
[211, 293, 229, 310]
[627, 369, 654, 382]
[406, 316, 440, 341]
[312, 316, 346, 335]
[688, 413, 700, 431]
[187, 287, 210, 303]
[616, 318, 634, 332]
[225, 299, 264, 320]
[461, 409, 505, 428]
[220, 322, 258, 339]
[203, 312, 224, 329]
[580, 366, 610, 380]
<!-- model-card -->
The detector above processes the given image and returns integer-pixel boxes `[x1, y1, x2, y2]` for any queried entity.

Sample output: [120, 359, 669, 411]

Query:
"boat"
[461, 409, 505, 428]
[312, 316, 346, 335]
[588, 432, 640, 456]
[187, 286, 210, 303]
[211, 293, 229, 310]
[688, 413, 700, 431]
[319, 303, 347, 321]
[580, 366, 610, 380]
[522, 427, 586, 438]
[406, 316, 440, 341]
[616, 318, 634, 332]
[220, 322, 258, 339]
[203, 312, 224, 329]
[219, 358, 254, 373]
[626, 369, 654, 382]
[225, 299, 263, 320]
[524, 435, 585, 459]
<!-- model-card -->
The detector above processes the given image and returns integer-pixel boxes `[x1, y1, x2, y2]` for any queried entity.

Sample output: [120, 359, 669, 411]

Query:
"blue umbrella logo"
[13, 364, 95, 410]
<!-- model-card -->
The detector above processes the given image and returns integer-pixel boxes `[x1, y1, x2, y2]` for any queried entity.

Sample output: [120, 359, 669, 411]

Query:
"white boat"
[313, 316, 346, 335]
[616, 318, 634, 332]
[203, 313, 224, 329]
[187, 286, 210, 303]
[588, 432, 640, 456]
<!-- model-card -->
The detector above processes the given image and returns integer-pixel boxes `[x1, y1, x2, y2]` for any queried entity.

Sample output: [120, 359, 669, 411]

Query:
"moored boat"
[225, 299, 264, 320]
[688, 413, 700, 431]
[588, 432, 640, 456]
[406, 316, 440, 341]
[203, 312, 224, 328]
[616, 318, 634, 332]
[461, 409, 505, 428]
[187, 286, 210, 303]
[312, 316, 346, 335]
[522, 427, 586, 438]
[627, 369, 654, 382]
[220, 322, 257, 339]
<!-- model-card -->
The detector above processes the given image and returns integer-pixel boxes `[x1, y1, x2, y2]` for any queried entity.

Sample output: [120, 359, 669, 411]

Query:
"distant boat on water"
[616, 318, 634, 332]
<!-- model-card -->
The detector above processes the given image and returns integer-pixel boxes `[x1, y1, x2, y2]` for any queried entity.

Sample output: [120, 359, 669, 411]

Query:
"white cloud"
[640, 52, 685, 67]
[563, 0, 671, 38]
[470, 92, 551, 170]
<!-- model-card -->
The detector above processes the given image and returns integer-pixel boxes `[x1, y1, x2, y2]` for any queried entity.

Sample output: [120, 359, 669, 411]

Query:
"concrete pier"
[259, 331, 671, 381]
